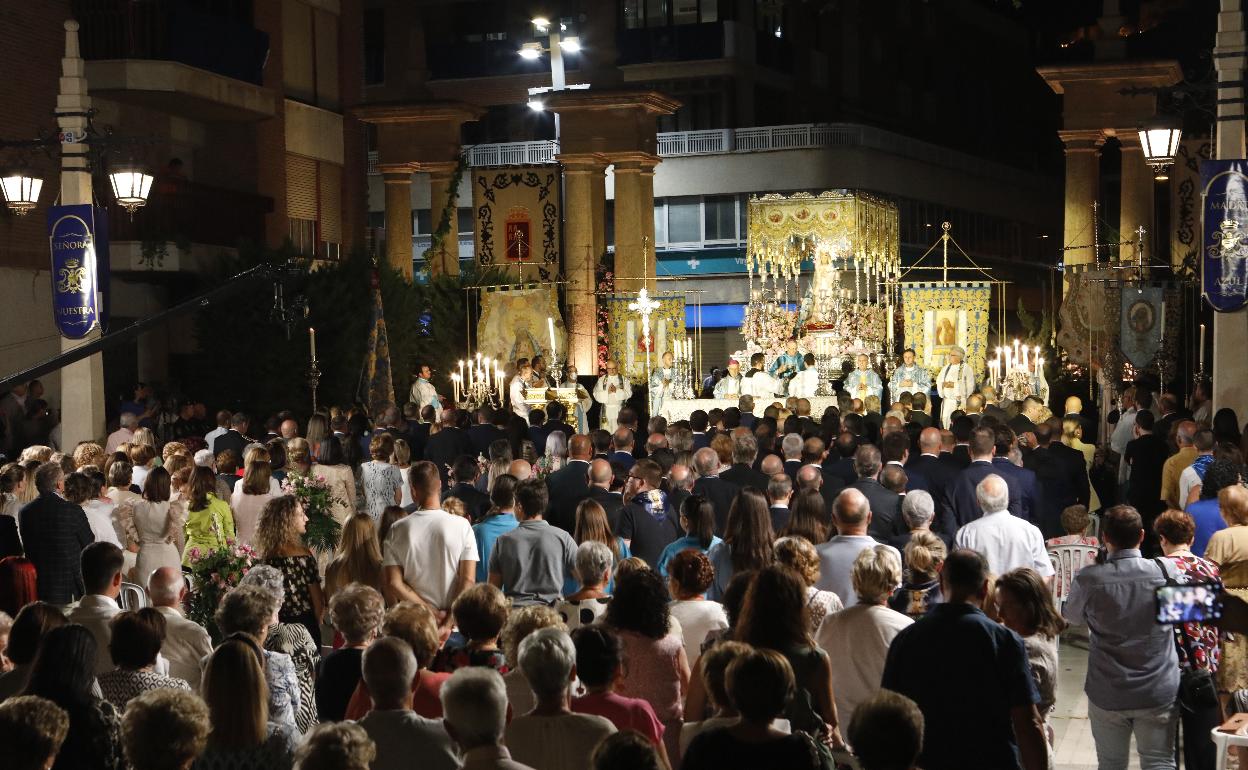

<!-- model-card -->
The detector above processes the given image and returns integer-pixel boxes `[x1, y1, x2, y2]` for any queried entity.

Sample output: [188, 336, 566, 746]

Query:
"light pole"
[520, 16, 584, 143]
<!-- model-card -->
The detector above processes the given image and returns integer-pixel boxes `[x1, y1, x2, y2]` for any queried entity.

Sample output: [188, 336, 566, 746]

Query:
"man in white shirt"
[105, 412, 138, 453]
[1111, 386, 1140, 491]
[1178, 428, 1216, 506]
[788, 353, 820, 398]
[713, 358, 744, 399]
[510, 362, 534, 419]
[954, 474, 1053, 580]
[68, 541, 127, 674]
[592, 359, 631, 430]
[383, 461, 479, 639]
[815, 488, 900, 607]
[358, 636, 459, 770]
[148, 567, 213, 690]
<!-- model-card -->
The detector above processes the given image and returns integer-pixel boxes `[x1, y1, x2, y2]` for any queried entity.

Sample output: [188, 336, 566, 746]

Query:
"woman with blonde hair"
[889, 530, 946, 619]
[565, 498, 629, 595]
[1205, 485, 1248, 696]
[128, 443, 158, 491]
[305, 414, 328, 461]
[1061, 417, 1101, 512]
[360, 434, 403, 521]
[256, 495, 325, 645]
[197, 636, 297, 769]
[484, 439, 513, 493]
[230, 447, 277, 547]
[310, 437, 357, 527]
[324, 513, 384, 599]
[119, 467, 186, 582]
[181, 466, 236, 566]
[391, 438, 414, 509]
[774, 535, 844, 633]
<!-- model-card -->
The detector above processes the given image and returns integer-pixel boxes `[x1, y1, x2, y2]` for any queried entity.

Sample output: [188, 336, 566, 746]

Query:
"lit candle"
[1021, 345, 1028, 371]
[458, 359, 465, 383]
[1200, 323, 1206, 370]
[452, 373, 460, 403]
[1013, 339, 1020, 365]
[548, 317, 557, 356]
[887, 305, 894, 343]
[309, 327, 316, 360]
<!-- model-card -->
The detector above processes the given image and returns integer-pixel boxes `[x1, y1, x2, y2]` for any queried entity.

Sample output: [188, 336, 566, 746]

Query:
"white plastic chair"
[1047, 544, 1099, 613]
[118, 581, 150, 611]
[1212, 726, 1248, 770]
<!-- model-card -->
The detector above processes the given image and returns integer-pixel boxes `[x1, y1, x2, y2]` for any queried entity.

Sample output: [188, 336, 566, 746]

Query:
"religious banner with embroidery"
[1119, 286, 1164, 369]
[363, 269, 395, 411]
[601, 294, 686, 384]
[1057, 272, 1112, 367]
[1200, 159, 1248, 312]
[899, 282, 991, 377]
[1171, 140, 1213, 277]
[472, 166, 560, 280]
[477, 286, 564, 365]
[47, 204, 110, 339]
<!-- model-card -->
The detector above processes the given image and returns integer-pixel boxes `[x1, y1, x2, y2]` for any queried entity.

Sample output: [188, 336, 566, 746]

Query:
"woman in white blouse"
[119, 467, 186, 582]
[230, 447, 277, 546]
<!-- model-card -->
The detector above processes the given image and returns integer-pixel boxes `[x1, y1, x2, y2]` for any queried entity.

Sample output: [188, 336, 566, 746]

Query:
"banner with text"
[1201, 159, 1248, 312]
[47, 204, 110, 339]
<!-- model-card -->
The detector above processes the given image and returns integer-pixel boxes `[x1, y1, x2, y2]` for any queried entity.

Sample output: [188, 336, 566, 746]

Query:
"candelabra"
[452, 356, 504, 410]
[671, 354, 696, 399]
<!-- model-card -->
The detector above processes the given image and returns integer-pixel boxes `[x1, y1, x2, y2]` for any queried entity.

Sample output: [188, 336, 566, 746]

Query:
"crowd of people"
[0, 366, 1240, 770]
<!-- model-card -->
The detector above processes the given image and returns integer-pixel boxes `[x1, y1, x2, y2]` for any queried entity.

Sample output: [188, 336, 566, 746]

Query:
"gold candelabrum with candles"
[452, 353, 503, 410]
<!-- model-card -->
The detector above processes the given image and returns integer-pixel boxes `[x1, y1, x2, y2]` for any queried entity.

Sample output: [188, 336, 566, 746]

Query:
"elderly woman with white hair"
[892, 488, 937, 552]
[556, 540, 614, 631]
[815, 545, 913, 727]
[538, 431, 568, 476]
[504, 627, 616, 770]
[239, 564, 320, 732]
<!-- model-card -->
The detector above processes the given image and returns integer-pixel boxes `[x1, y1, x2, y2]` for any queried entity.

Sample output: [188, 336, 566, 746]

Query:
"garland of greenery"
[422, 153, 469, 270]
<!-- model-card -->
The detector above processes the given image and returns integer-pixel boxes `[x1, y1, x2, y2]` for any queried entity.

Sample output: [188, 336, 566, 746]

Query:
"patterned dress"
[1161, 551, 1222, 674]
[265, 622, 320, 733]
[265, 553, 321, 646]
[98, 668, 191, 711]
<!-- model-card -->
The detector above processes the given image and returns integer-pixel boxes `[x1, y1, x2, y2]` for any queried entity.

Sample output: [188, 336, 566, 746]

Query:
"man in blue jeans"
[1063, 504, 1179, 769]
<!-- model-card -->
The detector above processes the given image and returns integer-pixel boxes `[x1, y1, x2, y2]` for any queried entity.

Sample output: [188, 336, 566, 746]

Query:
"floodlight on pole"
[519, 42, 543, 60]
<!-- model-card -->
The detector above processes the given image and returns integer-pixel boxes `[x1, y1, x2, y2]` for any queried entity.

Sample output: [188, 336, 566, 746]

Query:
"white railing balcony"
[657, 129, 731, 156]
[465, 141, 559, 167]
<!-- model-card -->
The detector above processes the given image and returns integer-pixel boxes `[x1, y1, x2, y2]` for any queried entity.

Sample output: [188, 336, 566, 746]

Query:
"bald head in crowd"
[669, 463, 694, 491]
[612, 428, 634, 453]
[589, 459, 613, 489]
[918, 427, 942, 456]
[797, 463, 822, 491]
[760, 454, 784, 477]
[568, 434, 593, 461]
[693, 447, 720, 476]
[833, 487, 871, 532]
[509, 459, 533, 481]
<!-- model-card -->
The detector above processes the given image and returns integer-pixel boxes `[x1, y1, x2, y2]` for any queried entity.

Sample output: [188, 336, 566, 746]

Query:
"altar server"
[561, 365, 593, 434]
[649, 351, 678, 417]
[889, 348, 931, 399]
[510, 361, 533, 418]
[713, 358, 744, 399]
[742, 352, 780, 400]
[788, 353, 820, 398]
[593, 358, 632, 429]
[408, 363, 442, 420]
[937, 346, 977, 428]
[844, 354, 883, 402]
[768, 339, 806, 384]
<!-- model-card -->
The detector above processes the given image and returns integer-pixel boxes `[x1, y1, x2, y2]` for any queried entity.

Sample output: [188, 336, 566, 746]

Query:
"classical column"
[1058, 130, 1105, 276]
[610, 152, 661, 294]
[1118, 134, 1153, 264]
[57, 20, 105, 446]
[559, 153, 607, 371]
[1214, 0, 1248, 413]
[426, 161, 460, 278]
[381, 165, 414, 279]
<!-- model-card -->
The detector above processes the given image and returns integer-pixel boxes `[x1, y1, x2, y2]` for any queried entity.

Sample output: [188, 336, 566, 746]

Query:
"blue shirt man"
[768, 339, 806, 382]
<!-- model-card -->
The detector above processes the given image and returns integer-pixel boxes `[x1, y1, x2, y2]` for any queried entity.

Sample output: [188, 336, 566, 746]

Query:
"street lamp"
[108, 162, 154, 215]
[0, 166, 44, 215]
[1138, 119, 1183, 179]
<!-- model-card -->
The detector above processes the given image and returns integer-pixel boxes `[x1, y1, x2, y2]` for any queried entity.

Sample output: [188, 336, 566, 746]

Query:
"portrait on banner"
[477, 287, 564, 364]
[901, 283, 990, 377]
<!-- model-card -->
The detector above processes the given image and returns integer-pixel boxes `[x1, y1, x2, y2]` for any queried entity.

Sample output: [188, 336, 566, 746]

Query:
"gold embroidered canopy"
[746, 191, 901, 282]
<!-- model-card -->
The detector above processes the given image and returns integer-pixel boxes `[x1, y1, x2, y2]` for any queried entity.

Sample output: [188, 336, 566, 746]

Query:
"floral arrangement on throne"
[742, 293, 798, 356]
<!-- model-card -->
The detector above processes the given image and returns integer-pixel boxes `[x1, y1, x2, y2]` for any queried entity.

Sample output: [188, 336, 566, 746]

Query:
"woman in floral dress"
[255, 495, 325, 648]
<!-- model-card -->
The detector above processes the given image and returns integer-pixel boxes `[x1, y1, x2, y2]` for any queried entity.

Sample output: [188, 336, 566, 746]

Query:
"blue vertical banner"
[46, 205, 110, 339]
[1200, 159, 1248, 312]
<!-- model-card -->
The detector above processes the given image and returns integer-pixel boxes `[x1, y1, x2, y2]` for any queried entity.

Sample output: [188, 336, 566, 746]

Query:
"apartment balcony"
[365, 141, 559, 174]
[74, 0, 276, 122]
[108, 180, 274, 271]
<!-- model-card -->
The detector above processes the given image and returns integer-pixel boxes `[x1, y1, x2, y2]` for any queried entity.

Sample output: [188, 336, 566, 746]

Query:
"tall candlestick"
[1200, 323, 1206, 370]
[1013, 339, 1020, 366]
[548, 317, 557, 356]
[1021, 345, 1028, 371]
[458, 360, 465, 383]
[309, 327, 316, 360]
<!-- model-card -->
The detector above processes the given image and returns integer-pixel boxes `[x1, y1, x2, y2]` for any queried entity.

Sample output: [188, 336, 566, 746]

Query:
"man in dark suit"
[667, 462, 695, 515]
[947, 416, 974, 469]
[1125, 409, 1170, 550]
[424, 409, 473, 484]
[212, 412, 251, 459]
[19, 462, 94, 605]
[527, 408, 549, 451]
[906, 427, 959, 538]
[443, 455, 492, 522]
[590, 429, 612, 461]
[847, 444, 903, 540]
[1152, 392, 1190, 452]
[587, 458, 625, 531]
[608, 428, 637, 471]
[692, 446, 741, 535]
[542, 402, 576, 447]
[689, 411, 711, 450]
[801, 436, 846, 518]
[948, 426, 1034, 527]
[1023, 422, 1082, 538]
[721, 431, 770, 490]
[823, 432, 859, 487]
[781, 432, 804, 481]
[467, 407, 506, 457]
[406, 405, 436, 461]
[738, 396, 757, 430]
[907, 392, 933, 428]
[981, 386, 1009, 424]
[545, 435, 594, 533]
[881, 431, 927, 492]
[989, 424, 1044, 525]
[767, 471, 793, 533]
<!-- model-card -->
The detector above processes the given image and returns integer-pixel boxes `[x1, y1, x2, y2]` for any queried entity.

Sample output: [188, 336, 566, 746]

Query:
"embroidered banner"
[1119, 286, 1164, 369]
[47, 204, 110, 339]
[899, 282, 991, 377]
[1201, 159, 1248, 312]
[478, 286, 564, 365]
[472, 166, 560, 281]
[363, 269, 395, 411]
[601, 294, 687, 384]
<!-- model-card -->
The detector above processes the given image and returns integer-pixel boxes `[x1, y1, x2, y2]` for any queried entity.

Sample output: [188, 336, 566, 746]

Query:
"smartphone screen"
[1155, 581, 1224, 624]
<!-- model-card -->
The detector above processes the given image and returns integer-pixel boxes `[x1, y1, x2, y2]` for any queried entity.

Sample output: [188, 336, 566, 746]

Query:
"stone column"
[381, 165, 414, 279]
[1058, 130, 1105, 275]
[610, 152, 661, 294]
[559, 153, 607, 371]
[57, 20, 105, 446]
[1118, 135, 1153, 264]
[426, 161, 460, 278]
[1215, 0, 1248, 413]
